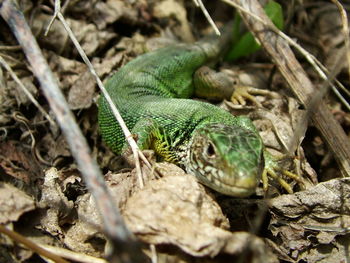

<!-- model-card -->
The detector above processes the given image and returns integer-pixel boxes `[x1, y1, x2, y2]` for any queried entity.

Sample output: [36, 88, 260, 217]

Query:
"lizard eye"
[206, 142, 216, 157]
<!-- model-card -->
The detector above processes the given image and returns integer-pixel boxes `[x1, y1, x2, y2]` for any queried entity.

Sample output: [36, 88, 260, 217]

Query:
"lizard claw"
[231, 86, 280, 107]
[230, 86, 262, 107]
[262, 152, 304, 194]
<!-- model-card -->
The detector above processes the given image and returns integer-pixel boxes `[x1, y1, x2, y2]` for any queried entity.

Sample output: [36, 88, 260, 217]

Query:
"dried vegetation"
[0, 0, 350, 262]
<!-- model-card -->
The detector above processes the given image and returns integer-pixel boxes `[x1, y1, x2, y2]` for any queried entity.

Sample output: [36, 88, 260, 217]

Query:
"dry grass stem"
[46, 0, 151, 188]
[193, 0, 221, 35]
[0, 56, 56, 127]
[0, 225, 69, 263]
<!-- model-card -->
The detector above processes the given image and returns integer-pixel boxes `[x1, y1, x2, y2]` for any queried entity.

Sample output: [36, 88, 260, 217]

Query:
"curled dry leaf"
[7, 76, 38, 106]
[61, 168, 150, 256]
[37, 168, 74, 237]
[47, 52, 88, 91]
[68, 19, 116, 57]
[153, 0, 195, 42]
[67, 70, 96, 110]
[31, 14, 70, 55]
[92, 0, 126, 30]
[123, 163, 272, 259]
[31, 13, 116, 57]
[69, 163, 277, 260]
[64, 193, 105, 257]
[0, 140, 41, 183]
[0, 183, 35, 224]
[39, 133, 71, 161]
[269, 178, 350, 262]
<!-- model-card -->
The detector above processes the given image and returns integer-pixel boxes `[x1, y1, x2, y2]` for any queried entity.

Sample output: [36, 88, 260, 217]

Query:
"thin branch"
[47, 0, 152, 188]
[38, 244, 108, 263]
[0, 1, 144, 262]
[0, 225, 69, 263]
[193, 0, 221, 35]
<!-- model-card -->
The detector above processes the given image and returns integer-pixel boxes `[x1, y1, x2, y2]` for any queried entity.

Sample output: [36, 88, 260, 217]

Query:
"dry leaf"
[0, 140, 40, 183]
[37, 168, 74, 237]
[0, 183, 35, 224]
[269, 178, 350, 262]
[153, 0, 194, 42]
[123, 166, 242, 257]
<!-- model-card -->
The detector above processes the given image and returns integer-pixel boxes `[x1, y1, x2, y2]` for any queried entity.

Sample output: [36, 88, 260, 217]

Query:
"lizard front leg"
[122, 118, 178, 163]
[193, 66, 260, 106]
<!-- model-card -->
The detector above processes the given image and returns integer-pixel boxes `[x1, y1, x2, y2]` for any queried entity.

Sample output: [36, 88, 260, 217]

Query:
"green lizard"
[98, 23, 297, 197]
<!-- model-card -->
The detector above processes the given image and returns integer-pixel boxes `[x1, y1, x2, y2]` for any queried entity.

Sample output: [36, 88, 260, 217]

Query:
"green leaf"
[226, 0, 284, 61]
[265, 0, 284, 30]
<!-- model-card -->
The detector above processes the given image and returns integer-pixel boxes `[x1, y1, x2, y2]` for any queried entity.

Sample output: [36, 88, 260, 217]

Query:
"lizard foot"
[230, 86, 278, 107]
[262, 152, 304, 194]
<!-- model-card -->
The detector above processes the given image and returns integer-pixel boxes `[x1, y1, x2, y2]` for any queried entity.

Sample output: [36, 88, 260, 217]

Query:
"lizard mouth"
[188, 166, 259, 197]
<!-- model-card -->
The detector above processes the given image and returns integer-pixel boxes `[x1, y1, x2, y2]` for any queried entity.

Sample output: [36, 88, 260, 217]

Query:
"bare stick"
[0, 1, 144, 261]
[0, 225, 69, 263]
[46, 0, 148, 188]
[38, 244, 108, 263]
[193, 0, 221, 35]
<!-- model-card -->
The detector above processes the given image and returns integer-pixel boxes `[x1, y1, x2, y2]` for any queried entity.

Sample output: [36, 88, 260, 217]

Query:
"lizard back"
[98, 30, 238, 153]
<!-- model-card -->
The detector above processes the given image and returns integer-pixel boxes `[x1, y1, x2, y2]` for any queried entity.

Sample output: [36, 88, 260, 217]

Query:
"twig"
[38, 244, 108, 263]
[46, 0, 153, 188]
[0, 44, 21, 50]
[225, 0, 350, 176]
[0, 225, 69, 263]
[193, 0, 221, 35]
[0, 1, 145, 262]
[0, 55, 56, 127]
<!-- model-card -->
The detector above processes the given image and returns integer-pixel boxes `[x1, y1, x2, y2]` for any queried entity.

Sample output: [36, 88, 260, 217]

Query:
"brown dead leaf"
[47, 52, 87, 91]
[63, 193, 105, 257]
[69, 19, 116, 57]
[67, 163, 278, 260]
[61, 166, 149, 256]
[37, 168, 74, 237]
[123, 164, 261, 258]
[153, 0, 195, 42]
[31, 13, 70, 55]
[68, 70, 96, 110]
[38, 133, 71, 162]
[32, 12, 116, 57]
[269, 178, 350, 262]
[0, 140, 40, 183]
[92, 0, 126, 29]
[0, 183, 35, 224]
[7, 76, 38, 106]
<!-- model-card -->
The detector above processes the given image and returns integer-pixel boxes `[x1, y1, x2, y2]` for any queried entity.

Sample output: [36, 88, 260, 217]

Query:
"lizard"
[98, 22, 298, 197]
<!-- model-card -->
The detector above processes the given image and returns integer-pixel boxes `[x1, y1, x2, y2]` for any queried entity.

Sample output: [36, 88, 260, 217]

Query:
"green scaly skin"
[98, 26, 265, 197]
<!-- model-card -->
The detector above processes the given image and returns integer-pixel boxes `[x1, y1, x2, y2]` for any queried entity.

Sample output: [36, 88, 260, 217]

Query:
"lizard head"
[186, 123, 264, 197]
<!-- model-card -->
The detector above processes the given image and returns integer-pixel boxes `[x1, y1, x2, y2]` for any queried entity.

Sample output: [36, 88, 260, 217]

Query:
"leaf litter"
[0, 0, 350, 262]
